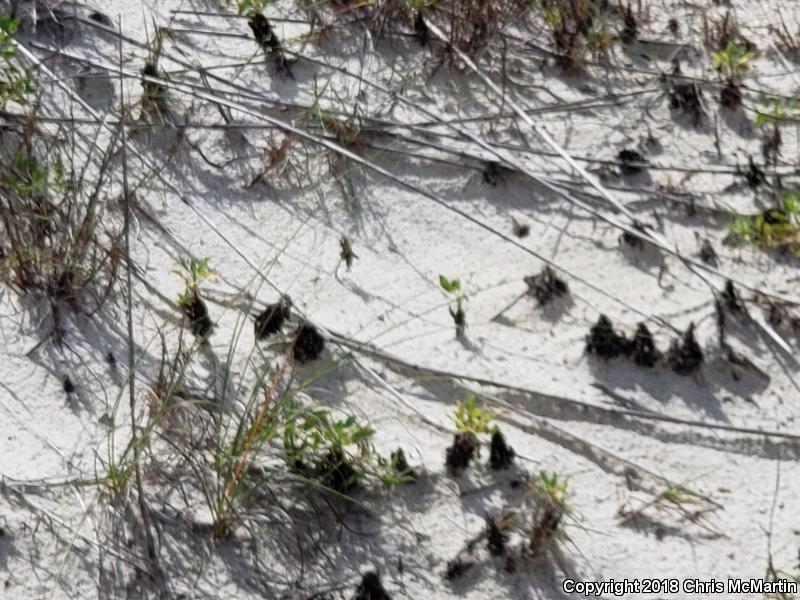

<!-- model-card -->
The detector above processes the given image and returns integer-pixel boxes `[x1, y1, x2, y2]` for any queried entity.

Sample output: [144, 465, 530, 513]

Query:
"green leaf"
[439, 275, 461, 293]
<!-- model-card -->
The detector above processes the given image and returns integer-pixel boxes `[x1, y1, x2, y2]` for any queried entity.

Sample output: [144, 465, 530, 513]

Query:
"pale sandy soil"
[2, 0, 800, 598]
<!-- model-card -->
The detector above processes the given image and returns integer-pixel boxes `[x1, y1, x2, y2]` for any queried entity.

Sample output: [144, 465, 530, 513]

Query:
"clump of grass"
[528, 471, 569, 557]
[0, 15, 31, 106]
[540, 0, 615, 71]
[619, 482, 721, 529]
[139, 30, 172, 123]
[173, 257, 215, 338]
[725, 191, 800, 252]
[0, 137, 122, 344]
[712, 41, 753, 79]
[284, 409, 403, 493]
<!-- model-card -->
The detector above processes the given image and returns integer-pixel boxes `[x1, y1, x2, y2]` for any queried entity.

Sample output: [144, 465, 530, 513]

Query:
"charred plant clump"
[667, 323, 704, 375]
[668, 80, 705, 126]
[254, 296, 291, 340]
[179, 290, 213, 338]
[620, 231, 644, 250]
[445, 557, 475, 581]
[699, 238, 718, 266]
[511, 218, 530, 238]
[88, 11, 112, 26]
[293, 323, 325, 363]
[620, 4, 637, 45]
[340, 236, 358, 271]
[530, 502, 562, 556]
[414, 11, 428, 46]
[586, 314, 630, 359]
[529, 471, 568, 557]
[617, 149, 646, 175]
[767, 303, 800, 332]
[485, 515, 508, 556]
[0, 144, 122, 339]
[668, 17, 679, 36]
[449, 303, 466, 340]
[391, 447, 417, 482]
[762, 125, 782, 165]
[631, 323, 660, 367]
[541, 0, 613, 71]
[140, 61, 170, 120]
[320, 447, 358, 494]
[720, 79, 742, 109]
[247, 13, 293, 77]
[721, 280, 744, 314]
[482, 160, 514, 186]
[742, 156, 766, 189]
[354, 571, 391, 600]
[445, 431, 479, 476]
[524, 266, 569, 306]
[489, 430, 515, 470]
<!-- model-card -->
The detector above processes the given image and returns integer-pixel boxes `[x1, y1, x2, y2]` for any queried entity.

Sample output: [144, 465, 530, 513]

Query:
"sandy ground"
[2, 0, 800, 598]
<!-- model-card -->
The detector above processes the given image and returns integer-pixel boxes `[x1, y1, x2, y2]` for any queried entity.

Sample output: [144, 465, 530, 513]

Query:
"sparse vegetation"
[528, 471, 570, 557]
[726, 192, 800, 252]
[174, 257, 215, 337]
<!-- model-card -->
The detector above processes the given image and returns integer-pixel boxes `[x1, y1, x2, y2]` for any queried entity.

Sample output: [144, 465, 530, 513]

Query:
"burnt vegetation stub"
[179, 290, 213, 338]
[445, 431, 479, 476]
[631, 323, 660, 368]
[667, 78, 706, 127]
[667, 323, 704, 375]
[247, 13, 293, 78]
[354, 571, 391, 600]
[485, 514, 508, 556]
[254, 296, 292, 340]
[489, 429, 515, 470]
[524, 266, 569, 306]
[586, 314, 631, 359]
[292, 323, 325, 363]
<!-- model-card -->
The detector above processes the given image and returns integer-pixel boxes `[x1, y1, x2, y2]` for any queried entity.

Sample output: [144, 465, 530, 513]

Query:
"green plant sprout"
[283, 409, 402, 492]
[454, 395, 497, 434]
[529, 470, 571, 555]
[712, 42, 753, 81]
[173, 257, 215, 305]
[754, 97, 798, 126]
[440, 274, 467, 338]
